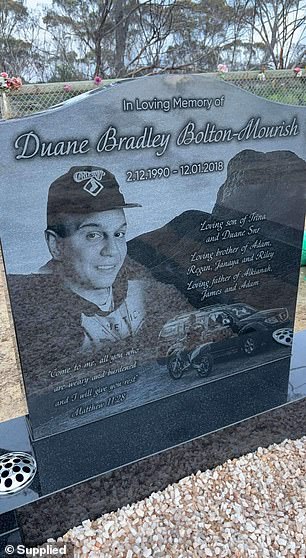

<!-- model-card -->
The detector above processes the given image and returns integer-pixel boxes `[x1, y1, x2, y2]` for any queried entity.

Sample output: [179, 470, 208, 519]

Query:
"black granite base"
[0, 512, 18, 537]
[0, 513, 22, 557]
[17, 397, 306, 547]
[0, 331, 305, 550]
[34, 354, 289, 495]
[0, 529, 22, 556]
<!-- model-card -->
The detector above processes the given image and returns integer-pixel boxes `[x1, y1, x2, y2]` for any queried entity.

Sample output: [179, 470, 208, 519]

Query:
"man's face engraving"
[48, 209, 127, 290]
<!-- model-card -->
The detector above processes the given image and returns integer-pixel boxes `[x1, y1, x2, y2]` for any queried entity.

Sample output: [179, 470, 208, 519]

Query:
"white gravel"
[44, 436, 306, 557]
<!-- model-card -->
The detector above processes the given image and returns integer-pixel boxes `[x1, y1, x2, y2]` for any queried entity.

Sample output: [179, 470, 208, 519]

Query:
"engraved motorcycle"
[166, 340, 214, 380]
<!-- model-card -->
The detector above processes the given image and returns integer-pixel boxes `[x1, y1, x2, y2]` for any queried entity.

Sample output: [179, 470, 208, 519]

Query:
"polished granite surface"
[0, 326, 305, 517]
[0, 355, 290, 510]
[0, 253, 305, 544]
[0, 248, 305, 425]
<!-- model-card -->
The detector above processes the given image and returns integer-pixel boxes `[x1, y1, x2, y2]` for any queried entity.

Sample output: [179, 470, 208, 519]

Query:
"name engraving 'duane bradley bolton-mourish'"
[14, 117, 299, 160]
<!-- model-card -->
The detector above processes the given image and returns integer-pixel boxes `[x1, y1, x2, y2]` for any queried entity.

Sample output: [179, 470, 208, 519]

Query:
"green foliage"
[265, 90, 306, 105]
[0, 0, 45, 80]
[48, 63, 85, 83]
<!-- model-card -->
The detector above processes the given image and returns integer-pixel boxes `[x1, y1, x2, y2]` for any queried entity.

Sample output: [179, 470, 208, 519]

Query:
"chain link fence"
[1, 70, 305, 120]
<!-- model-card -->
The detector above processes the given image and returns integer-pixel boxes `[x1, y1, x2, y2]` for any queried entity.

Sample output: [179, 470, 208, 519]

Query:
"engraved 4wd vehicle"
[157, 303, 290, 380]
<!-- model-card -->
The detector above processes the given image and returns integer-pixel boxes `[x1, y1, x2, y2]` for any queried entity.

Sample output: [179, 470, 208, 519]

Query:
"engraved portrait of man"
[42, 166, 145, 350]
[8, 165, 189, 370]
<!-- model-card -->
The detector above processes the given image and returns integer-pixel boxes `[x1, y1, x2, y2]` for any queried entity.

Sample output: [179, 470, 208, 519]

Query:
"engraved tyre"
[167, 351, 186, 379]
[241, 333, 259, 356]
[196, 354, 213, 377]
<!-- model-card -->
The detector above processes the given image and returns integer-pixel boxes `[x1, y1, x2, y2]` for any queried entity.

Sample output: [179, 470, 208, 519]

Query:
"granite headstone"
[0, 75, 305, 440]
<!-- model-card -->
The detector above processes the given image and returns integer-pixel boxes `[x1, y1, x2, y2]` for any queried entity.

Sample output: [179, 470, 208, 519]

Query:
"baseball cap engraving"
[73, 170, 106, 182]
[47, 165, 141, 228]
[83, 178, 104, 196]
[73, 169, 106, 197]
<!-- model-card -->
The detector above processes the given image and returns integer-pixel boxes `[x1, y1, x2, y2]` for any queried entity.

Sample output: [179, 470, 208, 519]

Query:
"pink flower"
[13, 77, 22, 87]
[64, 84, 73, 92]
[7, 76, 22, 90]
[294, 66, 302, 77]
[217, 64, 228, 73]
[93, 75, 103, 86]
[0, 73, 22, 91]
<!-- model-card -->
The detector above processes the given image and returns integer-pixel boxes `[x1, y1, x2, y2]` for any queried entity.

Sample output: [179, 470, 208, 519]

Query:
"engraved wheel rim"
[197, 355, 212, 377]
[272, 328, 293, 347]
[0, 452, 37, 495]
[168, 351, 185, 379]
[242, 335, 257, 355]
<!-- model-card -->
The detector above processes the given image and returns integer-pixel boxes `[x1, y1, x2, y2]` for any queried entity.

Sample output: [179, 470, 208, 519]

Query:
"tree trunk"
[114, 0, 128, 77]
[94, 42, 103, 77]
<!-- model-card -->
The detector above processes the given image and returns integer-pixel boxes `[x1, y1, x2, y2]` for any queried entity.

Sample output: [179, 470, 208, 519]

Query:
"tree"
[0, 0, 38, 78]
[113, 0, 133, 77]
[124, 0, 177, 76]
[21, 0, 306, 81]
[159, 0, 236, 72]
[239, 0, 306, 68]
[43, 1, 177, 79]
[43, 0, 113, 77]
[44, 0, 145, 78]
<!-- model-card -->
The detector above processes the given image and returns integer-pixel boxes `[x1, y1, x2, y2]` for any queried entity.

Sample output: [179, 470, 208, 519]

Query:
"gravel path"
[44, 436, 306, 557]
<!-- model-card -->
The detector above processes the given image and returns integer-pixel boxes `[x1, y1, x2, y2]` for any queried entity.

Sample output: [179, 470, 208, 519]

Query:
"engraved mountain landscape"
[128, 150, 306, 318]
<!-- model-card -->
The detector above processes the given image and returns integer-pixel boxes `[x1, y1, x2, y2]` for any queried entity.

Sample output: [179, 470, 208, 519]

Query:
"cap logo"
[73, 170, 106, 197]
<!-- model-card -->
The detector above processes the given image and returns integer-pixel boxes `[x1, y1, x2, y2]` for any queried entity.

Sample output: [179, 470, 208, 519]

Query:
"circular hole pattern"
[0, 453, 36, 493]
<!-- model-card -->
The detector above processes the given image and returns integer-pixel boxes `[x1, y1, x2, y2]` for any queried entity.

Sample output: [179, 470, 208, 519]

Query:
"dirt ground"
[0, 252, 305, 424]
[295, 268, 306, 331]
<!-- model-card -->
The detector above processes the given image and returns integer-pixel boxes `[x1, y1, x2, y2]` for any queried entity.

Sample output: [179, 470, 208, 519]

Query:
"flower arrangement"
[257, 71, 266, 81]
[217, 64, 229, 74]
[293, 66, 303, 78]
[93, 75, 103, 86]
[0, 72, 22, 119]
[63, 83, 73, 92]
[0, 72, 22, 91]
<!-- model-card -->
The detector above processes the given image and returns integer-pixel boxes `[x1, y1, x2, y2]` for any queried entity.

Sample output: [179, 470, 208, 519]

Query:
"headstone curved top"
[0, 74, 305, 440]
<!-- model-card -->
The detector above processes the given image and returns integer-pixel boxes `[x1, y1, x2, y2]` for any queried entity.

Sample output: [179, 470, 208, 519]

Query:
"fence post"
[0, 92, 12, 119]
